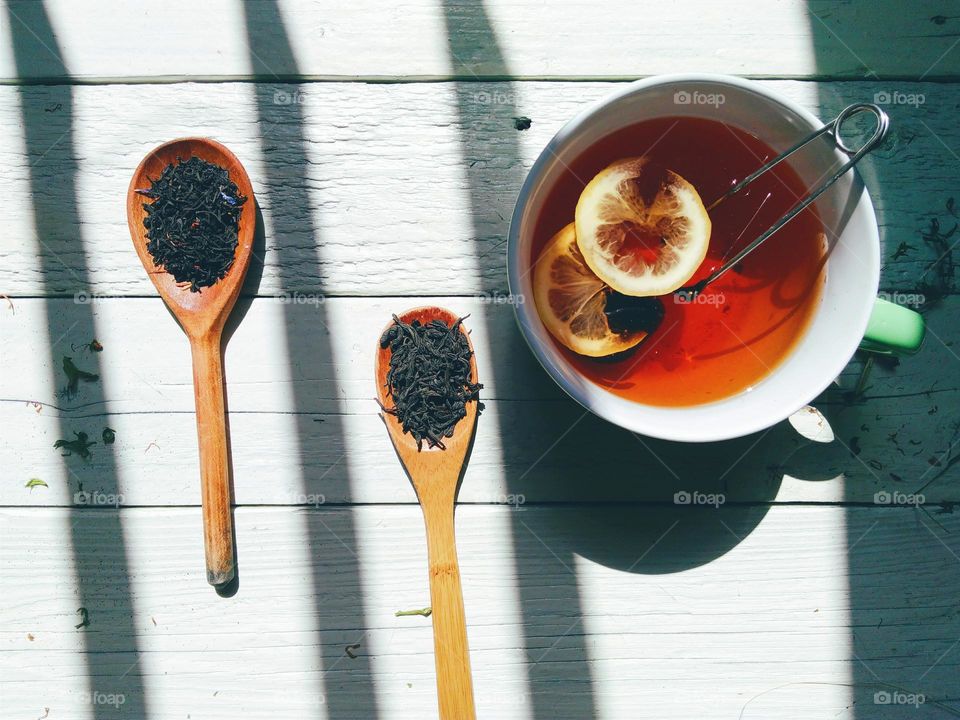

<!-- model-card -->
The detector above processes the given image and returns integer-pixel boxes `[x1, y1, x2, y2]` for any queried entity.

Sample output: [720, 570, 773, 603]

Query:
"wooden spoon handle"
[189, 333, 235, 586]
[421, 499, 476, 719]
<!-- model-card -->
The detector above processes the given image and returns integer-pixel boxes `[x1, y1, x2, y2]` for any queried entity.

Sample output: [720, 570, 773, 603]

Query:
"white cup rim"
[507, 73, 879, 442]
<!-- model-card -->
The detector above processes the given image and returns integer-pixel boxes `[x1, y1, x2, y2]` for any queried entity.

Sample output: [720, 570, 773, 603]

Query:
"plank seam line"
[3, 287, 956, 300]
[2, 501, 958, 510]
[3, 75, 960, 88]
[0, 400, 574, 414]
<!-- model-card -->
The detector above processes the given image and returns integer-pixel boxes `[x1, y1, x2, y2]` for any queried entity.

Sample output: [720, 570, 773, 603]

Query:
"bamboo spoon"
[126, 138, 255, 587]
[375, 307, 478, 720]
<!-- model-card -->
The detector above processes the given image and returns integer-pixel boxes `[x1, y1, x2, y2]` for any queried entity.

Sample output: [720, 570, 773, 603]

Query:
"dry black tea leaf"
[62, 356, 99, 398]
[380, 315, 483, 451]
[140, 156, 246, 292]
[54, 431, 96, 459]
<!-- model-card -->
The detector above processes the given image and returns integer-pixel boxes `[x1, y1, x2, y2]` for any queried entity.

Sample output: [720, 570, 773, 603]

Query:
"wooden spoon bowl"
[127, 138, 256, 587]
[127, 138, 256, 326]
[375, 306, 479, 459]
[375, 306, 478, 720]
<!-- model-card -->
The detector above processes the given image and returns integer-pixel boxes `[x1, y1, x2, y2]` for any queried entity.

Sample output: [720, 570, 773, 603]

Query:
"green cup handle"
[859, 297, 925, 355]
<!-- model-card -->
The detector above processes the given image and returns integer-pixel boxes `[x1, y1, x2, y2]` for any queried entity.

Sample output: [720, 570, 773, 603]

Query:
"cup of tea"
[507, 74, 924, 442]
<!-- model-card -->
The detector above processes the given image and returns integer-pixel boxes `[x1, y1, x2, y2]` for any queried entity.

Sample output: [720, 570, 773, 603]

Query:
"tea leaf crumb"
[62, 356, 99, 398]
[395, 607, 432, 617]
[54, 432, 96, 459]
[849, 436, 862, 456]
[891, 242, 914, 260]
[74, 607, 90, 629]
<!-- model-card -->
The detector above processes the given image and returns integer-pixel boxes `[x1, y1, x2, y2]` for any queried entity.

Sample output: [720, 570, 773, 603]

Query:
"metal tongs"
[676, 103, 890, 300]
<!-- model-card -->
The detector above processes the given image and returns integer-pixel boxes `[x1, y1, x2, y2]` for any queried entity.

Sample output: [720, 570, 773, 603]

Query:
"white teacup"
[507, 74, 923, 443]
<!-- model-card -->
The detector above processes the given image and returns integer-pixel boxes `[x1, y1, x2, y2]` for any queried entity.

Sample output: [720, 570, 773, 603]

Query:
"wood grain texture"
[2, 3, 957, 718]
[127, 137, 258, 586]
[0, 81, 957, 297]
[189, 335, 235, 586]
[3, 296, 957, 507]
[1, 505, 957, 719]
[376, 307, 480, 718]
[1, 0, 958, 82]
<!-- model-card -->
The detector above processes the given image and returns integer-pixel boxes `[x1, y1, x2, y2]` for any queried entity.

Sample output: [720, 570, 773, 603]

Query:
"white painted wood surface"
[2, 1, 959, 718]
[0, 81, 956, 296]
[2, 297, 958, 507]
[1, 0, 958, 82]
[2, 506, 958, 719]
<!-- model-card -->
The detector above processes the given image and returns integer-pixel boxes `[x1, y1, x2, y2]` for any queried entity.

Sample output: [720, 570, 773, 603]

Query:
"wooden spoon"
[127, 138, 255, 587]
[375, 307, 478, 720]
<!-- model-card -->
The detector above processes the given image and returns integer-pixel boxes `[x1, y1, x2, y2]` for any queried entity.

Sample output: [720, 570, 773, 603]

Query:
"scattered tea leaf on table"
[395, 607, 432, 617]
[54, 432, 96, 459]
[74, 607, 89, 630]
[62, 356, 98, 398]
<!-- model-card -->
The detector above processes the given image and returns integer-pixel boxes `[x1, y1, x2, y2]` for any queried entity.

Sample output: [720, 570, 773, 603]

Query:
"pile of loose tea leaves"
[380, 315, 483, 451]
[139, 156, 246, 292]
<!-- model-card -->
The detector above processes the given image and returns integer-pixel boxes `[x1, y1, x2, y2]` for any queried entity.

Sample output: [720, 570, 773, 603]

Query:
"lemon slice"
[533, 223, 660, 357]
[575, 157, 711, 297]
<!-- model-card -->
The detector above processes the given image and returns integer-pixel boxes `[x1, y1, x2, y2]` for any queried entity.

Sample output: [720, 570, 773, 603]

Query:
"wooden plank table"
[1, 1, 958, 718]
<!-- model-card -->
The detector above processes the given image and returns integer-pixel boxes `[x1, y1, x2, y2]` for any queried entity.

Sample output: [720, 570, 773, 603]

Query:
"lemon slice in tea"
[575, 157, 711, 297]
[533, 223, 662, 357]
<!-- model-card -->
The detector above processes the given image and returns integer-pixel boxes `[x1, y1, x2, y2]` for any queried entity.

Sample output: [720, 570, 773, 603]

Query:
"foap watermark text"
[874, 490, 925, 507]
[295, 493, 327, 508]
[82, 691, 126, 708]
[75, 490, 124, 507]
[478, 292, 525, 306]
[674, 490, 725, 508]
[877, 290, 925, 308]
[474, 89, 518, 106]
[874, 90, 925, 107]
[674, 90, 725, 107]
[874, 690, 925, 708]
[675, 291, 725, 307]
[278, 292, 326, 307]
